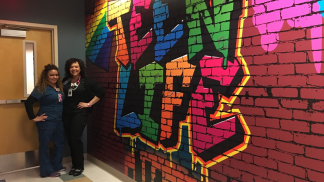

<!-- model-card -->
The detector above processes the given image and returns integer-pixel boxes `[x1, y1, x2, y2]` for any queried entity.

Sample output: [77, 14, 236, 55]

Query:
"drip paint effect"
[252, 0, 323, 73]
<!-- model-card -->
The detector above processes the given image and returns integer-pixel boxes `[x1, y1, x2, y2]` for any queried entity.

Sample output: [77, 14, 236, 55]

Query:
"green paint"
[186, 0, 234, 68]
[86, 12, 107, 58]
[138, 62, 164, 141]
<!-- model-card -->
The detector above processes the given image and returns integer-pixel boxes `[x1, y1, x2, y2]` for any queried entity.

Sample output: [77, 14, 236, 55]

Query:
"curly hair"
[35, 64, 64, 95]
[63, 58, 86, 80]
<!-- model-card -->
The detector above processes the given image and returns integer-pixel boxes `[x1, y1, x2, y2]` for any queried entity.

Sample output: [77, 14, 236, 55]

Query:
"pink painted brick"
[196, 133, 212, 143]
[255, 0, 272, 5]
[253, 4, 266, 14]
[255, 10, 281, 25]
[266, 0, 294, 11]
[281, 4, 311, 19]
[295, 0, 313, 4]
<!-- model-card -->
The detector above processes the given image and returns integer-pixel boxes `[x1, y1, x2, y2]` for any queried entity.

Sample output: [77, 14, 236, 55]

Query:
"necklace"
[70, 77, 81, 91]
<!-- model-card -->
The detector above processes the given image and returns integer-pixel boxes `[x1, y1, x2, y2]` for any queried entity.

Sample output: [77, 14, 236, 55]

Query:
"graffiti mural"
[86, 0, 250, 181]
[85, 0, 324, 181]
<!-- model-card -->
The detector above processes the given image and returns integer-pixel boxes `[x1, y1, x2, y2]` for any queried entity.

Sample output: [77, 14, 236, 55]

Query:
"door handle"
[0, 99, 27, 104]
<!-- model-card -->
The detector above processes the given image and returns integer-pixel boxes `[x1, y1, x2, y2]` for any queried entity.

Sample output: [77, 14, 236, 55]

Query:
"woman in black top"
[62, 58, 105, 176]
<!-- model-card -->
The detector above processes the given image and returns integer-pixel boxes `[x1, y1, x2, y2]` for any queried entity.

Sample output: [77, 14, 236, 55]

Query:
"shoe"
[56, 167, 66, 173]
[47, 172, 61, 177]
[73, 169, 83, 176]
[69, 168, 76, 175]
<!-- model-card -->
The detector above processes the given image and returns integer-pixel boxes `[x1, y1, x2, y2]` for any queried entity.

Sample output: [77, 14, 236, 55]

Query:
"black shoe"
[73, 169, 83, 176]
[69, 168, 76, 175]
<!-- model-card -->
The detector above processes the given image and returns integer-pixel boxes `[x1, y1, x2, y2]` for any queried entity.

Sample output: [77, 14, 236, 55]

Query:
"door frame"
[0, 20, 58, 66]
[0, 20, 58, 174]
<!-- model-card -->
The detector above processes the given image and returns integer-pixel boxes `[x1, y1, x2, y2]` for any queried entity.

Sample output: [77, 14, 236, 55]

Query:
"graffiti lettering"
[86, 0, 250, 181]
[108, 0, 131, 66]
[115, 65, 142, 136]
[153, 0, 184, 61]
[186, 0, 234, 67]
[191, 56, 240, 156]
[129, 0, 153, 69]
[138, 62, 164, 141]
[160, 56, 196, 144]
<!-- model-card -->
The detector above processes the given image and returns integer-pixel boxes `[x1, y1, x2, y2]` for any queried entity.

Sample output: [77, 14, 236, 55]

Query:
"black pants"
[62, 111, 88, 170]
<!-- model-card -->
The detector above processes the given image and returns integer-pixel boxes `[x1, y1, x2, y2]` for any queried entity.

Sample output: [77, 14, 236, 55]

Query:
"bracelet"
[87, 103, 91, 107]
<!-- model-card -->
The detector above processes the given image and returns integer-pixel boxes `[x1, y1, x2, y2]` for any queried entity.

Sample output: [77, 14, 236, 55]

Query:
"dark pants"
[62, 111, 88, 170]
[36, 120, 65, 177]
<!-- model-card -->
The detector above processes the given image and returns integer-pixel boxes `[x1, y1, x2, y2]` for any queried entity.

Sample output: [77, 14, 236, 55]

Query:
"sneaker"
[56, 167, 66, 173]
[47, 172, 61, 177]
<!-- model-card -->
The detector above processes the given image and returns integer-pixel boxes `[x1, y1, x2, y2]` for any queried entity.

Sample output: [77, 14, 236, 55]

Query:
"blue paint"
[116, 65, 142, 135]
[319, 1, 324, 18]
[153, 0, 183, 61]
[171, 126, 192, 169]
[90, 26, 110, 62]
[94, 31, 114, 70]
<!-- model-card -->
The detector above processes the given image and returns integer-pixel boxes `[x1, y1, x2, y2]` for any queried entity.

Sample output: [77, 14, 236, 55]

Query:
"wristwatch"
[87, 103, 91, 107]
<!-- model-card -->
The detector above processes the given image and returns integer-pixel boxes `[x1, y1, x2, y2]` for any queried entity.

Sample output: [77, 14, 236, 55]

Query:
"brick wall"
[85, 0, 324, 181]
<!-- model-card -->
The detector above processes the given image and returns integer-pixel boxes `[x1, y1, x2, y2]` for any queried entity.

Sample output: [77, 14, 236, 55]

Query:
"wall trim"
[87, 154, 136, 182]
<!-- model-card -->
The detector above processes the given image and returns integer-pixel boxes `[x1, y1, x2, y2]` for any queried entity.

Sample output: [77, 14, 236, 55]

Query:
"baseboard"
[0, 151, 88, 175]
[0, 150, 39, 174]
[87, 154, 136, 182]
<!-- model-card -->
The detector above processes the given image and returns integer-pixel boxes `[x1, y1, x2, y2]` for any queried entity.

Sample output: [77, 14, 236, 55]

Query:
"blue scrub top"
[31, 85, 65, 122]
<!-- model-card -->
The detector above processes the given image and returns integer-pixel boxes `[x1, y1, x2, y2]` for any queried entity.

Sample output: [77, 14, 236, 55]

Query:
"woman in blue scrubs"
[24, 64, 65, 177]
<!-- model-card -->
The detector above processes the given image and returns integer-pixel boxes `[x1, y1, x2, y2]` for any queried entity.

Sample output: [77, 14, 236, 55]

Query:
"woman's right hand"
[33, 113, 47, 122]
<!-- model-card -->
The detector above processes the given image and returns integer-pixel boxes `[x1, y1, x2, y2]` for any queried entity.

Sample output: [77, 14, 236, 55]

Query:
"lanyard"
[74, 76, 81, 85]
[68, 77, 81, 97]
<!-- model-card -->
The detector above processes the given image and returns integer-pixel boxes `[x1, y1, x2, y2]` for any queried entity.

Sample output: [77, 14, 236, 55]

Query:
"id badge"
[68, 89, 72, 97]
[58, 94, 63, 102]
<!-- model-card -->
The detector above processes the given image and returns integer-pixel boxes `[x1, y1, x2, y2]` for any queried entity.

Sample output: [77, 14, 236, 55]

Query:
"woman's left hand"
[77, 102, 88, 109]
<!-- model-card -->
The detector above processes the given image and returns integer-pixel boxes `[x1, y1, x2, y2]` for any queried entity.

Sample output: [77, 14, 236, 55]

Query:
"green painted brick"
[138, 62, 164, 141]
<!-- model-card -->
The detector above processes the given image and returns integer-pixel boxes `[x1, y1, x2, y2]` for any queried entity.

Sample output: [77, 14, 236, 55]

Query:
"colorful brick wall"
[85, 0, 324, 181]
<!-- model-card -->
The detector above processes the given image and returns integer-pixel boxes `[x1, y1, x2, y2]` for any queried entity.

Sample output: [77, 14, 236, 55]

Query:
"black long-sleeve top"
[24, 96, 38, 120]
[62, 77, 105, 113]
[24, 85, 64, 121]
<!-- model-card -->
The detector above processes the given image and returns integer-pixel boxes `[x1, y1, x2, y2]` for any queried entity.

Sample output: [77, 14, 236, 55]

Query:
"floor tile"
[82, 161, 122, 182]
[66, 177, 93, 182]
[0, 167, 62, 182]
[0, 160, 121, 182]
[60, 174, 85, 181]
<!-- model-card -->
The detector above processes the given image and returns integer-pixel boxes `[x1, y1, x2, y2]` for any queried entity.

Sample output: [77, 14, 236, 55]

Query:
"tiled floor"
[0, 160, 122, 182]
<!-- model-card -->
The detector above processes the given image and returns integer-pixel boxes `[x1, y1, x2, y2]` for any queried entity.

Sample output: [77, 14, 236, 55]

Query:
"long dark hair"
[35, 64, 63, 94]
[63, 58, 86, 81]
